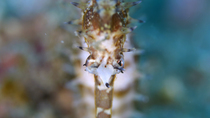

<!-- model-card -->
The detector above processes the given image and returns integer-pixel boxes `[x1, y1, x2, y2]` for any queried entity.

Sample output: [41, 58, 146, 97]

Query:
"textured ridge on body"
[67, 0, 143, 117]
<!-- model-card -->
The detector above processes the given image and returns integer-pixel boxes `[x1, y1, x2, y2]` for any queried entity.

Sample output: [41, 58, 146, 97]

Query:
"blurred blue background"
[0, 0, 210, 118]
[131, 0, 210, 117]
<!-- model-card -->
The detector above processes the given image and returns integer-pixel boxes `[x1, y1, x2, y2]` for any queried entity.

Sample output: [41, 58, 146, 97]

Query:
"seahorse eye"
[112, 57, 124, 74]
[117, 58, 124, 68]
[84, 55, 100, 69]
[84, 55, 92, 67]
[117, 60, 123, 67]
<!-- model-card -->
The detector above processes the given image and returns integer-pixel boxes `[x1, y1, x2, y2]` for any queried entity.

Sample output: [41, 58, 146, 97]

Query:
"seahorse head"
[71, 0, 141, 87]
[83, 33, 125, 87]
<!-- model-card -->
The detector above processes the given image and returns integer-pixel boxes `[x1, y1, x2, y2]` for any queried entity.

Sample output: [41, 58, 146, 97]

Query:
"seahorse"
[67, 0, 143, 118]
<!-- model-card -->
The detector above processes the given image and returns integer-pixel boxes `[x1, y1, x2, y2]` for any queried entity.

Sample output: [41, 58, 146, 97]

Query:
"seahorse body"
[69, 0, 142, 118]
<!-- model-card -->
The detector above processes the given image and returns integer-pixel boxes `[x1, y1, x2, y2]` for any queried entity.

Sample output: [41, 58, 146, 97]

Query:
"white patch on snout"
[96, 107, 103, 116]
[104, 108, 111, 115]
[96, 55, 115, 86]
[97, 64, 114, 85]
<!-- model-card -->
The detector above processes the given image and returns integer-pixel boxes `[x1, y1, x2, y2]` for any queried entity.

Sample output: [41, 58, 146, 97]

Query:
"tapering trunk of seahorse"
[95, 75, 115, 118]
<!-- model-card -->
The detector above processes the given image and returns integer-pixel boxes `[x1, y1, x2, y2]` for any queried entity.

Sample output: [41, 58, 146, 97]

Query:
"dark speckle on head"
[132, 1, 142, 6]
[127, 49, 132, 52]
[78, 46, 83, 50]
[78, 30, 82, 34]
[70, 2, 79, 7]
[130, 27, 135, 31]
[105, 83, 110, 88]
[64, 21, 72, 24]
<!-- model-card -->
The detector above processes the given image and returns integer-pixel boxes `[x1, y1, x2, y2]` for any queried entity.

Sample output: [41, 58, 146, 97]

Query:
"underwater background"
[0, 0, 210, 118]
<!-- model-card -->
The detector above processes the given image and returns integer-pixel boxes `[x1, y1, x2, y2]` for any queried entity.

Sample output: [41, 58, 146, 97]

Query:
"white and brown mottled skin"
[69, 0, 142, 118]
